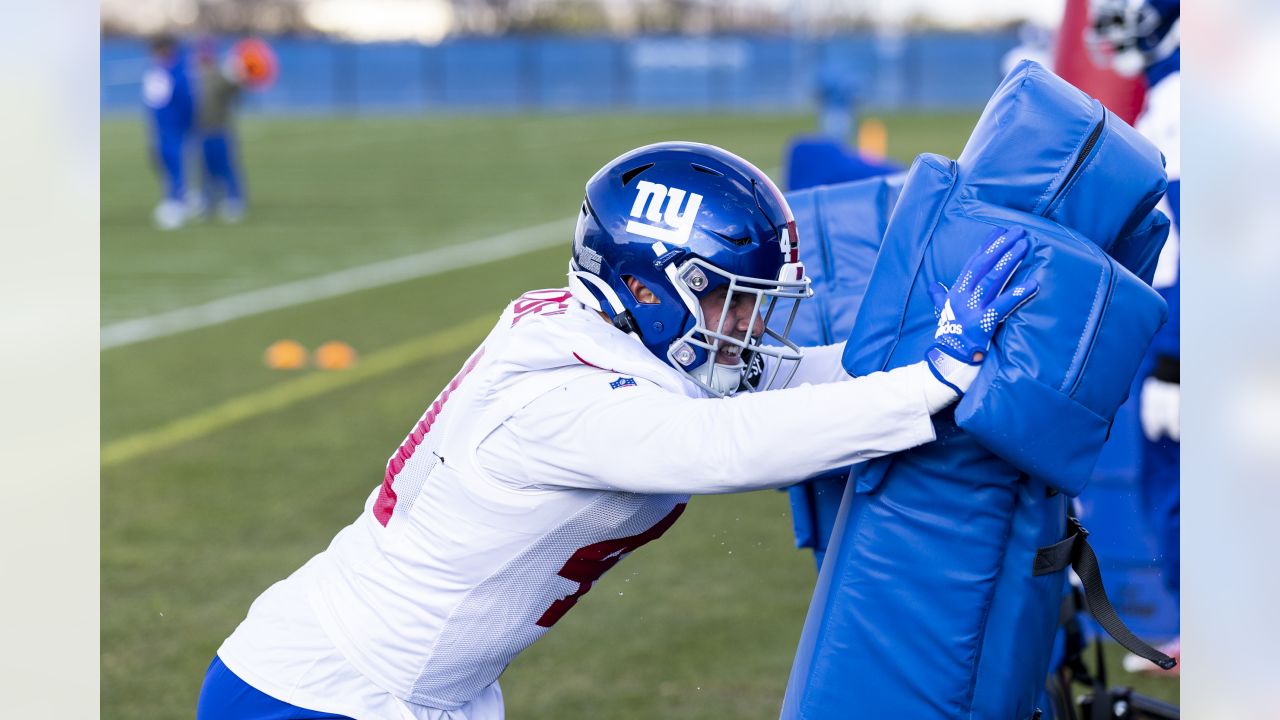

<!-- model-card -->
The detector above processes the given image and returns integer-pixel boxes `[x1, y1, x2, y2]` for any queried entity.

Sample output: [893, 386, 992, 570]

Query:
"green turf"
[101, 111, 979, 324]
[101, 111, 1176, 719]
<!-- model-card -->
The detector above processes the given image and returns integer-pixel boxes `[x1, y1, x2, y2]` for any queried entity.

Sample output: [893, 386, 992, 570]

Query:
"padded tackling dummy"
[780, 61, 1171, 719]
[783, 174, 903, 567]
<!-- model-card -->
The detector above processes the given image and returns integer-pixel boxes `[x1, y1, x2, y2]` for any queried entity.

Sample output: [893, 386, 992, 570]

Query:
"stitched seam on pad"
[963, 463, 1022, 718]
[814, 189, 836, 345]
[1060, 244, 1108, 393]
[885, 157, 959, 372]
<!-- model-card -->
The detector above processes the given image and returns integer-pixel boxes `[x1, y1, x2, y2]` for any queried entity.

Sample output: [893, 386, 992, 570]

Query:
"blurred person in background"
[1089, 0, 1181, 673]
[815, 58, 855, 141]
[142, 34, 195, 230]
[1001, 21, 1057, 77]
[195, 142, 1038, 720]
[193, 37, 278, 224]
[785, 58, 900, 193]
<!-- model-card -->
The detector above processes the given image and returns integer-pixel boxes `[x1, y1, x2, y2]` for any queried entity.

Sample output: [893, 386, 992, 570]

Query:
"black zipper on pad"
[1044, 116, 1105, 212]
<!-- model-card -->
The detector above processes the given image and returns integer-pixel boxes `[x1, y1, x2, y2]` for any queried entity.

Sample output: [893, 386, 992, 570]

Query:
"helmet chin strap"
[568, 265, 647, 342]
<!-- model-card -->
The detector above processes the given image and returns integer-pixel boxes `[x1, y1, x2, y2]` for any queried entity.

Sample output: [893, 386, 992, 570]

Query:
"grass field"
[101, 111, 1176, 718]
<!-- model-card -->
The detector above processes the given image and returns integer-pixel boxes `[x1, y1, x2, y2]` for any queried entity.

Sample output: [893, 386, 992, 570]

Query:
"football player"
[1089, 0, 1181, 674]
[193, 38, 278, 223]
[142, 34, 195, 230]
[197, 142, 1037, 719]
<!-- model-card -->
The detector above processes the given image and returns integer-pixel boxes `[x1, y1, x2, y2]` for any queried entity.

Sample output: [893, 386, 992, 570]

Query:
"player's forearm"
[585, 362, 941, 495]
[688, 361, 941, 493]
[786, 341, 849, 386]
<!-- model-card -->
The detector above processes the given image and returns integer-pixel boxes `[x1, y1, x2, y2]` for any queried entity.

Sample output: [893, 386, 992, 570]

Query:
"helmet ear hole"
[622, 275, 659, 304]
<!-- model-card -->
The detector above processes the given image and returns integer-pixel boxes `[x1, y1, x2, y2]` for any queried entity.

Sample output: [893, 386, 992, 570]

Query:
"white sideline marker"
[101, 217, 574, 350]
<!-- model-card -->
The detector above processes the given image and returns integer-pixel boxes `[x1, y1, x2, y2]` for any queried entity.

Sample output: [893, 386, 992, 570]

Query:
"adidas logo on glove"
[935, 300, 963, 339]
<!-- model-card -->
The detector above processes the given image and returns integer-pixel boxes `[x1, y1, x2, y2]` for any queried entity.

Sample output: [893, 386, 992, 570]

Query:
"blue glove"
[925, 226, 1039, 395]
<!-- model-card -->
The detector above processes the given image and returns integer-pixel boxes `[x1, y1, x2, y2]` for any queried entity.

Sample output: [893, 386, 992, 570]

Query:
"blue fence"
[103, 32, 1020, 115]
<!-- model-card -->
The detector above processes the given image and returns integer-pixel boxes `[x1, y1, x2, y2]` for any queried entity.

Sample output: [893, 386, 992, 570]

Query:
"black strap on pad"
[1033, 516, 1178, 671]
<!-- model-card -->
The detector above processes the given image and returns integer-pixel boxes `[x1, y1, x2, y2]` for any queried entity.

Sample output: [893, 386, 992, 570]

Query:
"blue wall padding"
[780, 61, 1169, 719]
[785, 136, 904, 193]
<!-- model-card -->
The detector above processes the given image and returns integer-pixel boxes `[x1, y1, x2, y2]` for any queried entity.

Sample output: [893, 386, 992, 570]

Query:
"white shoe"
[186, 190, 210, 221]
[153, 199, 187, 230]
[218, 199, 245, 224]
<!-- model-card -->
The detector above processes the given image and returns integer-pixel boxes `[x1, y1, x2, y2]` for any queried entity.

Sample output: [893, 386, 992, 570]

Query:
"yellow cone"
[314, 341, 358, 370]
[264, 339, 308, 370]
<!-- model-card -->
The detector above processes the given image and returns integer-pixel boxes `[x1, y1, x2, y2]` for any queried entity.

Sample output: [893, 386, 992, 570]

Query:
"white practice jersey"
[219, 289, 944, 719]
[1135, 71, 1179, 182]
[1136, 71, 1180, 290]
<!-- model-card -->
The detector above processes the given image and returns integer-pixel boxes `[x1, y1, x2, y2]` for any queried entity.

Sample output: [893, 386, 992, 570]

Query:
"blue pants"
[197, 655, 352, 720]
[154, 129, 186, 202]
[1141, 434, 1180, 596]
[817, 104, 851, 141]
[201, 132, 244, 204]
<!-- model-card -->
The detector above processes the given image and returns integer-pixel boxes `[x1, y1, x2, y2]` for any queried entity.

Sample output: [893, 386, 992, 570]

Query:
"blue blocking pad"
[781, 174, 902, 563]
[954, 237, 1167, 495]
[781, 61, 1169, 719]
[785, 173, 904, 348]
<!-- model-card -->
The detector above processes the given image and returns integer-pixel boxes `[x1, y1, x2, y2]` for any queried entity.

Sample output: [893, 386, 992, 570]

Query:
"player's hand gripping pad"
[781, 61, 1169, 719]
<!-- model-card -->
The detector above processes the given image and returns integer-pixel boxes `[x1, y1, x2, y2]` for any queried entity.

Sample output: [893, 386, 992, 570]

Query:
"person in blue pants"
[1089, 0, 1182, 673]
[142, 34, 194, 230]
[194, 40, 248, 223]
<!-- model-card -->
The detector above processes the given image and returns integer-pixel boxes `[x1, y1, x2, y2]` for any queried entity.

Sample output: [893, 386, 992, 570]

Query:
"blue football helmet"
[568, 141, 811, 397]
[1086, 0, 1180, 77]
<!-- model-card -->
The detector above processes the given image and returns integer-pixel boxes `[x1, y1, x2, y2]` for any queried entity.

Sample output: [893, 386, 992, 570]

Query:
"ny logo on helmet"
[625, 181, 703, 245]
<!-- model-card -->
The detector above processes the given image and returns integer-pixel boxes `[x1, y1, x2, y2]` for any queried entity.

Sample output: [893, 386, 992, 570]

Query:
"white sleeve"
[477, 360, 943, 495]
[785, 341, 850, 386]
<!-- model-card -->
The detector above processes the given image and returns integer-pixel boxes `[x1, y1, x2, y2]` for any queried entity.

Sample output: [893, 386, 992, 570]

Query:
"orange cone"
[314, 341, 358, 370]
[264, 339, 308, 370]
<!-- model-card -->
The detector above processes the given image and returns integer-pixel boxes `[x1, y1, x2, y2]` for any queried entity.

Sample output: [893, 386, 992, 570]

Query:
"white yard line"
[101, 217, 574, 350]
[102, 165, 782, 351]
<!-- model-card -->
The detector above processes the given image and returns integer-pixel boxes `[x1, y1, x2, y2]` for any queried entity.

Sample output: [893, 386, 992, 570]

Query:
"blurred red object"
[232, 38, 279, 90]
[1054, 0, 1146, 124]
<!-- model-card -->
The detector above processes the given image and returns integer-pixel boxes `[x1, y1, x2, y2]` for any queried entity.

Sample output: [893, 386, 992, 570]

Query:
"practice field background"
[101, 112, 1175, 718]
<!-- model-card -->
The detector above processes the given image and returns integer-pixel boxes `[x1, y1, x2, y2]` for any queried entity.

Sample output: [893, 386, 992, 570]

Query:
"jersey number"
[510, 289, 571, 326]
[536, 503, 686, 628]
